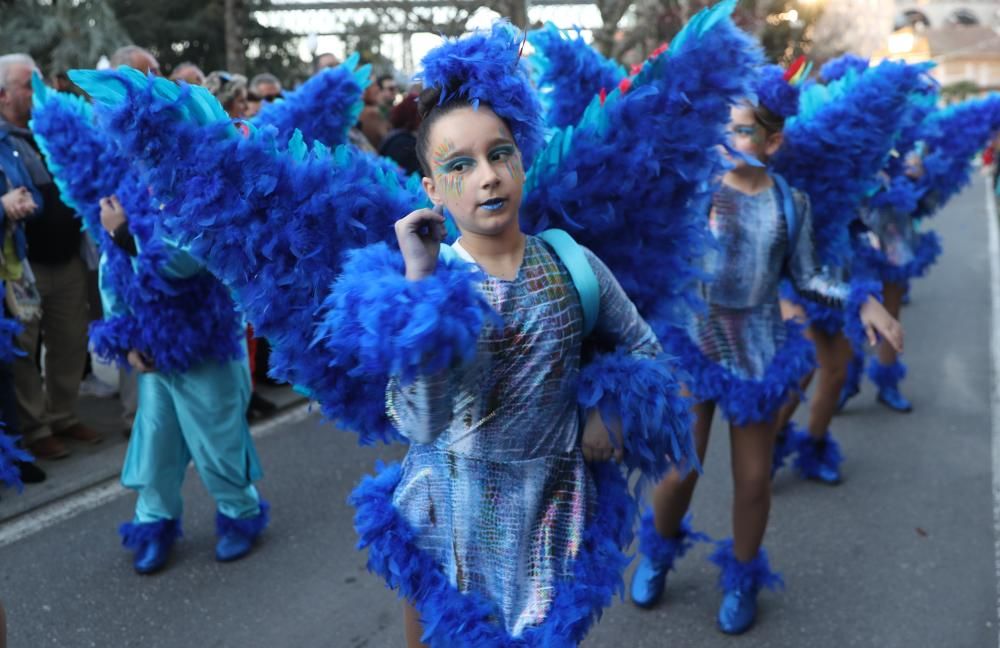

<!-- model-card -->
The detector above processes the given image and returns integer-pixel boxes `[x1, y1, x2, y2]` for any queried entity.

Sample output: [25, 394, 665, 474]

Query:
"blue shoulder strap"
[770, 173, 802, 255]
[538, 228, 600, 337]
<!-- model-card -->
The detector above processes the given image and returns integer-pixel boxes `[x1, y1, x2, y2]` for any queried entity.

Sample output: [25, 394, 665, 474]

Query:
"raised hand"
[395, 206, 447, 281]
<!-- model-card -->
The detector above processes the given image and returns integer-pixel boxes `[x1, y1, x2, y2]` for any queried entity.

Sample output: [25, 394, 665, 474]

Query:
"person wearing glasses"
[246, 73, 283, 118]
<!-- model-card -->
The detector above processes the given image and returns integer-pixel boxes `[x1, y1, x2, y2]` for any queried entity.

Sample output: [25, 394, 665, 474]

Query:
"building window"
[949, 9, 981, 26]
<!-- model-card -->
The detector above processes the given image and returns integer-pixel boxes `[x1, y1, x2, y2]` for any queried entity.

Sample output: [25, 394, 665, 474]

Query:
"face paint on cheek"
[431, 139, 456, 175]
[503, 154, 525, 182]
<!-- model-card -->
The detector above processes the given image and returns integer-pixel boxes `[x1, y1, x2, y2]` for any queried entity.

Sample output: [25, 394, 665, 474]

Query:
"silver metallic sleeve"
[584, 248, 662, 358]
[386, 372, 454, 445]
[785, 191, 851, 308]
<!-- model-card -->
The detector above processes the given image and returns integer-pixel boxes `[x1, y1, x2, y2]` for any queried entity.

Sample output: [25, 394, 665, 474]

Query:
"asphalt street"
[1, 178, 995, 648]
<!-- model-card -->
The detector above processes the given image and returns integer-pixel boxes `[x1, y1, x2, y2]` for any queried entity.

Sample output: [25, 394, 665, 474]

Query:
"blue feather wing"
[527, 23, 626, 130]
[251, 53, 369, 148]
[521, 0, 761, 330]
[69, 67, 428, 445]
[773, 61, 934, 268]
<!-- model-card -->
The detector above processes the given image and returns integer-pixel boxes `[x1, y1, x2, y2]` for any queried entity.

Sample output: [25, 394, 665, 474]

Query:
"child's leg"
[652, 400, 715, 537]
[729, 418, 779, 561]
[121, 373, 189, 523]
[774, 300, 814, 431]
[875, 281, 906, 367]
[172, 360, 262, 519]
[807, 330, 852, 439]
[403, 601, 427, 648]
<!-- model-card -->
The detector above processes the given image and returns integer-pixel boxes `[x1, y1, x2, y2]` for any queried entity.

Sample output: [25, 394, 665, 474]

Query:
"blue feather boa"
[215, 499, 270, 539]
[867, 358, 906, 391]
[118, 518, 183, 549]
[793, 430, 843, 478]
[819, 54, 869, 83]
[754, 64, 799, 119]
[577, 351, 698, 480]
[0, 431, 33, 492]
[527, 23, 626, 129]
[661, 321, 815, 426]
[350, 459, 634, 646]
[855, 229, 941, 284]
[637, 509, 709, 568]
[315, 243, 494, 384]
[251, 53, 369, 148]
[0, 316, 23, 364]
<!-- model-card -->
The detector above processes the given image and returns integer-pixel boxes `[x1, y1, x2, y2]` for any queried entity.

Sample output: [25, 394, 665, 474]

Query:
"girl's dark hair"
[753, 103, 785, 135]
[415, 85, 515, 178]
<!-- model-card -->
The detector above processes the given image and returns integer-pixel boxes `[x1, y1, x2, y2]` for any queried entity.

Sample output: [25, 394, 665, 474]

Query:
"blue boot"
[630, 510, 708, 608]
[836, 353, 865, 412]
[868, 359, 912, 413]
[710, 540, 783, 635]
[215, 499, 270, 562]
[771, 423, 805, 478]
[793, 430, 843, 485]
[119, 519, 182, 575]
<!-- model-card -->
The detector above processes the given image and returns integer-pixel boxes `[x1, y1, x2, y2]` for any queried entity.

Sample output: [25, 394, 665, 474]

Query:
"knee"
[733, 470, 771, 507]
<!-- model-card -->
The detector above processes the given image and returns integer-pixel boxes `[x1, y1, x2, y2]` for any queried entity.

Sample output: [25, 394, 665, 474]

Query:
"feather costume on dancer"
[773, 60, 933, 349]
[30, 74, 266, 565]
[73, 2, 758, 640]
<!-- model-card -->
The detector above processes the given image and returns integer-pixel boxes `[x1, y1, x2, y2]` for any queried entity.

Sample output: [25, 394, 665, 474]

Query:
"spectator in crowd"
[246, 72, 282, 118]
[313, 52, 339, 73]
[109, 45, 160, 76]
[169, 62, 205, 86]
[375, 74, 399, 111]
[204, 71, 249, 119]
[378, 89, 422, 176]
[358, 76, 390, 150]
[0, 53, 101, 459]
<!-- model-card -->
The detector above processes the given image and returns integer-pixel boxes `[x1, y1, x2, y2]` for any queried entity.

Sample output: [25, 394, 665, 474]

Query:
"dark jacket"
[0, 117, 80, 265]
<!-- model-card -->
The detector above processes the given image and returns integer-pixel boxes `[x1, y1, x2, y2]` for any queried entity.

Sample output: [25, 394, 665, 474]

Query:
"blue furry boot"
[868, 359, 912, 413]
[215, 499, 270, 562]
[709, 539, 783, 635]
[630, 509, 709, 608]
[771, 423, 806, 478]
[792, 430, 843, 485]
[119, 519, 182, 575]
[837, 353, 865, 412]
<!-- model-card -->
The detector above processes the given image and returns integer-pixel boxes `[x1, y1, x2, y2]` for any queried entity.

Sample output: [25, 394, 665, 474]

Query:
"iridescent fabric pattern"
[386, 235, 660, 636]
[664, 183, 848, 423]
[855, 205, 942, 283]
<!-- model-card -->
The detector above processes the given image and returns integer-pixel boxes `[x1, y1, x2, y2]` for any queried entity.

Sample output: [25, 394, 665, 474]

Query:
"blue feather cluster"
[917, 93, 1000, 214]
[522, 0, 763, 332]
[775, 60, 934, 269]
[855, 228, 941, 284]
[0, 316, 23, 364]
[638, 509, 709, 567]
[315, 243, 495, 384]
[0, 430, 33, 492]
[69, 67, 429, 443]
[350, 460, 634, 646]
[577, 351, 698, 481]
[662, 320, 815, 426]
[252, 53, 370, 148]
[709, 538, 784, 593]
[782, 275, 883, 352]
[527, 23, 626, 129]
[31, 75, 244, 373]
[417, 22, 545, 168]
[754, 64, 799, 119]
[819, 54, 869, 83]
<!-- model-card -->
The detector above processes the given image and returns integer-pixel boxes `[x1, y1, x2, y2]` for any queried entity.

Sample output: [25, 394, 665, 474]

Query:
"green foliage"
[0, 0, 131, 73]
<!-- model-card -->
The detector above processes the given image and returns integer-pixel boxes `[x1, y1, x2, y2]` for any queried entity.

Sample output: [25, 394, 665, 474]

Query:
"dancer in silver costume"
[631, 89, 903, 635]
[389, 236, 659, 637]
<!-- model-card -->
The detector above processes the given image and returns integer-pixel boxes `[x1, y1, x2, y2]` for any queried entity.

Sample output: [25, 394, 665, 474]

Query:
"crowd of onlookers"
[0, 43, 422, 491]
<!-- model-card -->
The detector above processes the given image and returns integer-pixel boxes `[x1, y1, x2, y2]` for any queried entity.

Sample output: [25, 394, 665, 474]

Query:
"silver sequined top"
[860, 206, 918, 268]
[691, 183, 850, 379]
[387, 235, 660, 636]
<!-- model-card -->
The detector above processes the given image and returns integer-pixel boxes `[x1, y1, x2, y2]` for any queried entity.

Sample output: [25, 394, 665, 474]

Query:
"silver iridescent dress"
[666, 182, 853, 423]
[386, 235, 660, 636]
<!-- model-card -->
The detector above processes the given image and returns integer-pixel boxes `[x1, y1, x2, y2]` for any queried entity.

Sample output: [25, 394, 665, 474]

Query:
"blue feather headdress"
[819, 53, 869, 83]
[754, 57, 811, 120]
[416, 21, 545, 167]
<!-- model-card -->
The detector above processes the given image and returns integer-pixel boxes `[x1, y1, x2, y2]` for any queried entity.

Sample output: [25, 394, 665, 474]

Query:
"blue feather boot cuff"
[792, 430, 843, 485]
[630, 509, 709, 608]
[119, 518, 183, 574]
[215, 499, 270, 562]
[868, 359, 912, 413]
[709, 539, 783, 635]
[771, 422, 805, 478]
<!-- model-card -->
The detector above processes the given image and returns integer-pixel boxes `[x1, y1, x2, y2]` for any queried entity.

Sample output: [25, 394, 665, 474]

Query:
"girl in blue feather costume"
[636, 59, 904, 635]
[768, 58, 925, 479]
[29, 73, 268, 575]
[69, 2, 763, 642]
